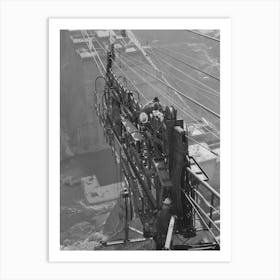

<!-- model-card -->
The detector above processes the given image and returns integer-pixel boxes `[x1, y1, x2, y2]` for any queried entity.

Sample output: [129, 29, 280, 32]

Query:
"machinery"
[93, 43, 220, 250]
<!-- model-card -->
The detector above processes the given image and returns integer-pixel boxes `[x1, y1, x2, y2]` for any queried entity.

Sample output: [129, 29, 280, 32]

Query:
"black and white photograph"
[59, 28, 221, 251]
[1, 1, 279, 279]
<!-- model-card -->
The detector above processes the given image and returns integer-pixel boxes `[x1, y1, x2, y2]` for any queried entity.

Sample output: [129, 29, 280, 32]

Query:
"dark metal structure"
[93, 42, 220, 250]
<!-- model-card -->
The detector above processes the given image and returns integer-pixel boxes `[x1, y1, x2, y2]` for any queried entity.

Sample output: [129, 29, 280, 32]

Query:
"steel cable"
[91, 36, 149, 103]
[153, 47, 220, 81]
[152, 49, 220, 96]
[116, 53, 220, 118]
[131, 49, 220, 105]
[116, 54, 220, 140]
[113, 57, 220, 155]
[80, 31, 106, 76]
[87, 32, 220, 147]
[185, 30, 220, 43]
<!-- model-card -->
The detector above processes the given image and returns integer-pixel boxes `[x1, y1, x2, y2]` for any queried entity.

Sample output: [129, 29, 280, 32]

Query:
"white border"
[49, 18, 231, 262]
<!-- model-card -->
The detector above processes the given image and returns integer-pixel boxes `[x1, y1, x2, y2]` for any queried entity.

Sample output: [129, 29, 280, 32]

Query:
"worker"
[121, 30, 127, 38]
[153, 197, 172, 250]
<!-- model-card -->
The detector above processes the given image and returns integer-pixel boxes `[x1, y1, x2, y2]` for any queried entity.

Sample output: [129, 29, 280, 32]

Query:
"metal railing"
[186, 167, 220, 242]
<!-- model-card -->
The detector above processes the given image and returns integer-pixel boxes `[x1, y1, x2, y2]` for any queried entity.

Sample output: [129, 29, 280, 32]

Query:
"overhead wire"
[113, 63, 149, 103]
[149, 42, 220, 81]
[115, 55, 201, 123]
[117, 54, 220, 140]
[91, 32, 220, 144]
[143, 49, 220, 106]
[114, 56, 220, 154]
[155, 61, 220, 107]
[123, 35, 192, 108]
[93, 34, 219, 128]
[152, 49, 220, 96]
[153, 46, 220, 81]
[156, 44, 220, 77]
[185, 30, 220, 43]
[119, 52, 220, 140]
[92, 36, 149, 103]
[118, 54, 220, 141]
[155, 44, 200, 64]
[148, 47, 220, 98]
[147, 40, 202, 49]
[83, 31, 106, 73]
[120, 50, 219, 100]
[81, 30, 106, 75]
[116, 52, 220, 118]
[118, 51, 190, 111]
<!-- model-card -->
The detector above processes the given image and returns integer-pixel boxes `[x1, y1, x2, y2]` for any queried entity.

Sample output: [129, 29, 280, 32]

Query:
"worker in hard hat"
[153, 197, 172, 250]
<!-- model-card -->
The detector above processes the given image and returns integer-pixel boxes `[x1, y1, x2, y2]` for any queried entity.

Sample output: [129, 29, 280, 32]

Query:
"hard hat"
[162, 197, 172, 205]
[139, 111, 148, 124]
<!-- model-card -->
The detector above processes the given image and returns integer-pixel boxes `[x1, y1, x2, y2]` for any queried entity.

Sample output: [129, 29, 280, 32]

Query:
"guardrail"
[186, 167, 220, 241]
